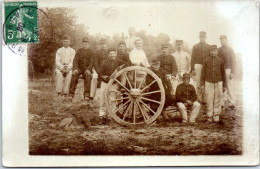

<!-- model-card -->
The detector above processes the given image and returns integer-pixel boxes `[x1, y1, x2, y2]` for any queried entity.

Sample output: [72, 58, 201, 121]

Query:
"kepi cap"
[99, 38, 107, 44]
[82, 37, 89, 42]
[209, 45, 218, 50]
[152, 58, 160, 65]
[118, 41, 126, 46]
[176, 40, 183, 44]
[219, 35, 227, 39]
[161, 43, 169, 49]
[63, 35, 70, 40]
[183, 73, 191, 79]
[108, 47, 116, 53]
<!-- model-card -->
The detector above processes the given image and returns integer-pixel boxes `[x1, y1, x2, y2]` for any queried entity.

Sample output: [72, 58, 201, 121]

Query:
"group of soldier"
[55, 27, 236, 125]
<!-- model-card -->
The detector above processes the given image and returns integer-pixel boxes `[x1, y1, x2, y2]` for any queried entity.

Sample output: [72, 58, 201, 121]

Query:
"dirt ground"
[29, 80, 243, 155]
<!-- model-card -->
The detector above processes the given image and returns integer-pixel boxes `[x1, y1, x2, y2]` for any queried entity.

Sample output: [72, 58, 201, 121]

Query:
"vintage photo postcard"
[2, 0, 259, 167]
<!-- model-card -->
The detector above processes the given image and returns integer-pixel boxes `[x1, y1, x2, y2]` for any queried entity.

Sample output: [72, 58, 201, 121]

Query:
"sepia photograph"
[2, 0, 259, 166]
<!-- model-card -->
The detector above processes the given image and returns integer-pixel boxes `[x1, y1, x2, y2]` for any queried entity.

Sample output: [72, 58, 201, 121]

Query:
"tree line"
[28, 7, 242, 80]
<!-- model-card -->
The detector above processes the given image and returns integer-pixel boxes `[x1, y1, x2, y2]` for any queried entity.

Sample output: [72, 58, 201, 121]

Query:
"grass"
[29, 80, 243, 155]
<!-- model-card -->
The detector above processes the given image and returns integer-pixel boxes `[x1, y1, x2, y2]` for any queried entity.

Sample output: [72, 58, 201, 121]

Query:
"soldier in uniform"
[218, 35, 236, 110]
[148, 59, 175, 109]
[116, 41, 131, 67]
[90, 38, 108, 100]
[201, 45, 226, 123]
[176, 73, 200, 124]
[98, 48, 121, 124]
[69, 37, 94, 101]
[157, 43, 178, 92]
[191, 31, 210, 103]
[55, 35, 75, 98]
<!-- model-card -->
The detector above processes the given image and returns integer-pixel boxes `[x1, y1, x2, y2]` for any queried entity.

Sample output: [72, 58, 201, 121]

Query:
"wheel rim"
[105, 66, 165, 126]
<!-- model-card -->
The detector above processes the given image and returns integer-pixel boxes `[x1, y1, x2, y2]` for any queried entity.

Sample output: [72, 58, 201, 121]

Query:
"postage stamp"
[4, 1, 38, 44]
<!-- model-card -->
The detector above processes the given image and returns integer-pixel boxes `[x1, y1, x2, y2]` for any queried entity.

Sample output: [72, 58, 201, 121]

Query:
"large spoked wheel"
[105, 66, 165, 126]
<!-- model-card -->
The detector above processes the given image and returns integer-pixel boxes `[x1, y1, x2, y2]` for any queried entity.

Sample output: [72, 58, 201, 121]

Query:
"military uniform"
[157, 54, 178, 76]
[218, 35, 236, 107]
[176, 74, 200, 123]
[69, 38, 94, 98]
[90, 39, 108, 99]
[201, 45, 226, 122]
[99, 48, 120, 118]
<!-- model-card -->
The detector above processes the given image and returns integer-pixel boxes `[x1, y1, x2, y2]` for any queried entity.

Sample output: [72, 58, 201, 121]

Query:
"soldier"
[125, 27, 140, 52]
[172, 40, 194, 93]
[191, 31, 210, 103]
[201, 45, 226, 123]
[218, 35, 236, 110]
[116, 41, 131, 67]
[69, 37, 94, 101]
[98, 48, 121, 124]
[55, 35, 75, 98]
[148, 59, 175, 110]
[157, 43, 178, 93]
[90, 38, 108, 100]
[176, 73, 200, 124]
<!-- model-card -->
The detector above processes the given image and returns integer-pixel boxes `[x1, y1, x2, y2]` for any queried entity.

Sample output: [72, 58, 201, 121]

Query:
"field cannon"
[105, 66, 167, 126]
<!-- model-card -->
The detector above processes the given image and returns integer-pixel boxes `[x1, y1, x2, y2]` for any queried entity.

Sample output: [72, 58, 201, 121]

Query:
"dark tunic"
[176, 83, 197, 103]
[191, 42, 210, 71]
[201, 56, 226, 88]
[116, 50, 131, 67]
[157, 54, 178, 76]
[218, 45, 236, 74]
[93, 49, 108, 73]
[99, 58, 120, 83]
[73, 48, 94, 71]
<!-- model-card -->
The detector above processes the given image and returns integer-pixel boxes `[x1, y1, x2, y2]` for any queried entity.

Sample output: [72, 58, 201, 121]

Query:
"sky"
[40, 0, 259, 63]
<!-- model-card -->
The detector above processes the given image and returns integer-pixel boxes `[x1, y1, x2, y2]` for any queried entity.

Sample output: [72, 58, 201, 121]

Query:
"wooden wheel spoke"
[124, 73, 133, 89]
[140, 96, 161, 104]
[139, 100, 156, 115]
[141, 90, 161, 96]
[110, 97, 130, 102]
[133, 102, 136, 123]
[141, 80, 156, 92]
[138, 74, 147, 89]
[136, 101, 149, 121]
[112, 100, 131, 115]
[134, 70, 137, 88]
[114, 79, 130, 93]
[123, 102, 133, 121]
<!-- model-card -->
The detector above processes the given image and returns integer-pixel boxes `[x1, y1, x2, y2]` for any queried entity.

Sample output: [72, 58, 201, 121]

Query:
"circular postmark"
[3, 2, 53, 56]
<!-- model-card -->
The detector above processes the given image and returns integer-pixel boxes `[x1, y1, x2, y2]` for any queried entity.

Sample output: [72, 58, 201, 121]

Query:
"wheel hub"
[130, 88, 141, 99]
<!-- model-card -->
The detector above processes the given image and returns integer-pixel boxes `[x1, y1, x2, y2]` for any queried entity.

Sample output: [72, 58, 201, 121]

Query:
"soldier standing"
[69, 37, 94, 101]
[201, 45, 226, 123]
[157, 43, 178, 93]
[191, 31, 210, 103]
[218, 35, 236, 110]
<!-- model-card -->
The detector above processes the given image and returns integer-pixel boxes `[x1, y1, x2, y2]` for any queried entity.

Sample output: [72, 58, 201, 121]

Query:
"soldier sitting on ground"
[176, 73, 201, 124]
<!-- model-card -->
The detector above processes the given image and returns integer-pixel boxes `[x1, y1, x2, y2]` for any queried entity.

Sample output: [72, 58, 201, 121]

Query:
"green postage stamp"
[4, 1, 38, 44]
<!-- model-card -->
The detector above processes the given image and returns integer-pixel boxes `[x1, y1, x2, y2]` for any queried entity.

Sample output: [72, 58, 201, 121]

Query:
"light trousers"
[90, 69, 98, 98]
[205, 81, 223, 121]
[225, 69, 235, 106]
[99, 82, 117, 117]
[56, 69, 72, 94]
[177, 101, 201, 122]
[194, 64, 204, 102]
